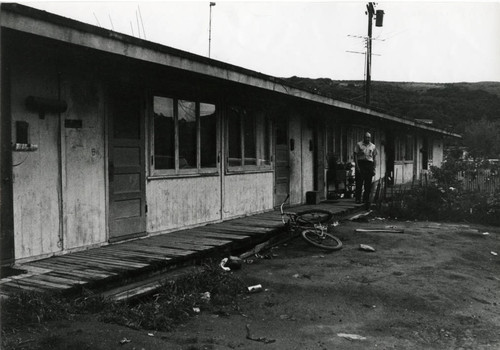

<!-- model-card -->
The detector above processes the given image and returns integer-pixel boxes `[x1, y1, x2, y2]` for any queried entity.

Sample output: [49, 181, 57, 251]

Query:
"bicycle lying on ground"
[280, 195, 343, 251]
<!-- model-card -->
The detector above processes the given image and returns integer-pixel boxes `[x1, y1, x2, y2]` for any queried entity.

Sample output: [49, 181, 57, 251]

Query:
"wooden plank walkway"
[0, 200, 361, 297]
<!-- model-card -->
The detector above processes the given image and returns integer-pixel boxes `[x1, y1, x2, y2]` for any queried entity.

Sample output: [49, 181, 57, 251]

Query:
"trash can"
[306, 191, 320, 204]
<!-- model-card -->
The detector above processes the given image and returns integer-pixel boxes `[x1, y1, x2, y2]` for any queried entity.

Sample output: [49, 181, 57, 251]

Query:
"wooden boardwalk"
[0, 200, 361, 297]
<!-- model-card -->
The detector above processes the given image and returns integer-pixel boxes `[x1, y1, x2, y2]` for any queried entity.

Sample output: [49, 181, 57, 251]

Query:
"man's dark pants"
[355, 160, 375, 206]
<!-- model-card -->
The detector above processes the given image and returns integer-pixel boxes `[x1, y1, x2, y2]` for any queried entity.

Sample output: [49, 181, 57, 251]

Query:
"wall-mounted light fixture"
[25, 96, 67, 119]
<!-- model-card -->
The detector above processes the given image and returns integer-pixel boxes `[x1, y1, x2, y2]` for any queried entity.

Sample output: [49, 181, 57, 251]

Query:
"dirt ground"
[3, 219, 500, 350]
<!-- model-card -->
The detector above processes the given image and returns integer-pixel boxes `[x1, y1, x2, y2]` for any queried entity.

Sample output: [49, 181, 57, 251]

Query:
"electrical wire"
[12, 153, 29, 167]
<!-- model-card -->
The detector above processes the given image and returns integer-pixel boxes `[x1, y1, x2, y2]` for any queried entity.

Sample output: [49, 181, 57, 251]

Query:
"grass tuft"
[100, 260, 246, 331]
[2, 260, 246, 340]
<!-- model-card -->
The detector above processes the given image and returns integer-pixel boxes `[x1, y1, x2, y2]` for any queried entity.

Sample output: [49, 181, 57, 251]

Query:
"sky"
[22, 1, 500, 83]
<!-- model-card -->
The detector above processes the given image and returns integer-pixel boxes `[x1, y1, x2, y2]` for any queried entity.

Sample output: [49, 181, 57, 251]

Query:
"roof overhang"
[1, 3, 461, 138]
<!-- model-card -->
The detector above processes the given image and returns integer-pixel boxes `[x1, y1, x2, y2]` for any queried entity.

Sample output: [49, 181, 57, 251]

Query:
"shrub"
[380, 185, 500, 226]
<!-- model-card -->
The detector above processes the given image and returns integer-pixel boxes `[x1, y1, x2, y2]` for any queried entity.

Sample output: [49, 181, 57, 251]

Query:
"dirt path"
[4, 220, 500, 349]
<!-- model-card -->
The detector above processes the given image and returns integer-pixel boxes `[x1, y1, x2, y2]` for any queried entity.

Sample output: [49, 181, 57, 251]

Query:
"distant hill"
[281, 77, 500, 135]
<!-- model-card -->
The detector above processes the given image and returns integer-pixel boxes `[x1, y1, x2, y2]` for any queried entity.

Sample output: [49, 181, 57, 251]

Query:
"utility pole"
[366, 3, 374, 105]
[365, 2, 384, 105]
[209, 2, 216, 57]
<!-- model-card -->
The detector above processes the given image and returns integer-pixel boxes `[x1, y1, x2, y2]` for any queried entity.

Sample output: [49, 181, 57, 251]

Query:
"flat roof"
[1, 3, 460, 138]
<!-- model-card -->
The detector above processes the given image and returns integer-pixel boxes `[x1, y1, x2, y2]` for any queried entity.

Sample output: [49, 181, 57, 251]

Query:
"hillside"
[282, 77, 500, 135]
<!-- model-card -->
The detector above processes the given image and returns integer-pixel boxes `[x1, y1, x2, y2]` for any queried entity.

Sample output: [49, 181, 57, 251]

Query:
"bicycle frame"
[279, 194, 343, 251]
[280, 195, 328, 235]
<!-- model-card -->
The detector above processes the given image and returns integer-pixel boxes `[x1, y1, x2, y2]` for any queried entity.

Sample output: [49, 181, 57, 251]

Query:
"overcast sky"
[24, 1, 500, 83]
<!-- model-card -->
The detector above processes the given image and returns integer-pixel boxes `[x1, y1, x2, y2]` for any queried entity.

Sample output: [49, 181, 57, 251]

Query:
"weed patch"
[100, 261, 246, 331]
[1, 260, 246, 346]
[379, 185, 500, 225]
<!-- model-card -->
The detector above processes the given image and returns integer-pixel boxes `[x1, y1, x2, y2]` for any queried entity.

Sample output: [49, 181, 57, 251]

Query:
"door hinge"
[145, 204, 148, 213]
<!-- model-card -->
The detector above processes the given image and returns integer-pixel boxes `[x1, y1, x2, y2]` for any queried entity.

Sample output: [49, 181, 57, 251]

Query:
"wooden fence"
[458, 171, 500, 193]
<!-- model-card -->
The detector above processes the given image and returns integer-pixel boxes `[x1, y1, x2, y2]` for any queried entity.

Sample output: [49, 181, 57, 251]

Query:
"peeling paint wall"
[147, 176, 222, 233]
[11, 50, 62, 259]
[288, 113, 302, 205]
[394, 163, 415, 184]
[301, 119, 314, 199]
[433, 139, 444, 167]
[223, 172, 274, 219]
[61, 72, 106, 249]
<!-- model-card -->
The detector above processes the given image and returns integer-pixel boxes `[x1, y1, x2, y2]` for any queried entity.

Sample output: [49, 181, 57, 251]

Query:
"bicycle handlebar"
[280, 194, 290, 214]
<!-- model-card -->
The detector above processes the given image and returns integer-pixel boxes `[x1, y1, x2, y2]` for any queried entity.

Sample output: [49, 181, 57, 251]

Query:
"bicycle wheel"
[301, 229, 343, 251]
[296, 209, 334, 226]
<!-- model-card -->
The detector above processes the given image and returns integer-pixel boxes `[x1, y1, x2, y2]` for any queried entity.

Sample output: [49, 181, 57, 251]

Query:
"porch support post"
[0, 13, 16, 268]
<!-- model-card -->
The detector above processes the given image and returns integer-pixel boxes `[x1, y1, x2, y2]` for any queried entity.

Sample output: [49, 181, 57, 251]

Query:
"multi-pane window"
[427, 139, 433, 161]
[405, 135, 414, 161]
[152, 96, 217, 175]
[395, 134, 414, 161]
[227, 106, 271, 171]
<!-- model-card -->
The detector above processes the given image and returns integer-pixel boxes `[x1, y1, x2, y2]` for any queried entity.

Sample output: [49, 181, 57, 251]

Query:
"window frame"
[405, 134, 414, 161]
[394, 134, 415, 163]
[427, 139, 434, 161]
[225, 105, 273, 173]
[149, 94, 219, 178]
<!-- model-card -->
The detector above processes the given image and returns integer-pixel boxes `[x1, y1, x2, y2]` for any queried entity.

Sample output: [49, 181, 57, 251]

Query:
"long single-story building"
[0, 3, 460, 265]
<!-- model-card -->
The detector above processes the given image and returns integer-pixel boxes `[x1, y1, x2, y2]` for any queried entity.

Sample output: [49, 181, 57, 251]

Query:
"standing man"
[354, 132, 377, 209]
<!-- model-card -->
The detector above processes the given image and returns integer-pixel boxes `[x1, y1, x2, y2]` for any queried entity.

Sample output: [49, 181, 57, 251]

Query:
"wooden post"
[0, 10, 16, 268]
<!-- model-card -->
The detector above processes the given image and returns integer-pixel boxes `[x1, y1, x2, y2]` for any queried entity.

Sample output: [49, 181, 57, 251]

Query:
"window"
[227, 106, 271, 171]
[152, 96, 217, 175]
[395, 134, 414, 162]
[395, 136, 404, 161]
[427, 139, 433, 161]
[405, 135, 414, 161]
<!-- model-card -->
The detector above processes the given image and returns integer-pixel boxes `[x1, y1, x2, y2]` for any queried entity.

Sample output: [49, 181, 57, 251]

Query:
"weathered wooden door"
[108, 92, 146, 242]
[274, 118, 290, 207]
